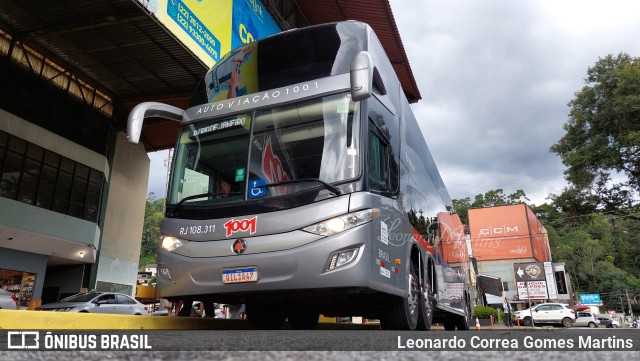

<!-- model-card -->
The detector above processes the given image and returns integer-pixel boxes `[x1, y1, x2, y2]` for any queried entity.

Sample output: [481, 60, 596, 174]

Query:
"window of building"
[0, 130, 104, 223]
[555, 271, 568, 294]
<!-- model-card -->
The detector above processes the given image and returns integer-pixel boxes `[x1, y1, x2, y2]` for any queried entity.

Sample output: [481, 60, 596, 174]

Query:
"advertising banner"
[579, 294, 602, 305]
[144, 0, 280, 67]
[439, 213, 467, 263]
[517, 280, 548, 300]
[543, 261, 558, 299]
[468, 204, 533, 261]
[514, 262, 548, 300]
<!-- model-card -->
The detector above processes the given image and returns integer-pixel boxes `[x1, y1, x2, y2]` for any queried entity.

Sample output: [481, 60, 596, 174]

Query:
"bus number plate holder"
[222, 266, 259, 284]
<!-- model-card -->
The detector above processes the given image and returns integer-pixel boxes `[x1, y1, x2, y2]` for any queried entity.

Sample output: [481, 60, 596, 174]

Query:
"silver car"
[574, 311, 599, 328]
[36, 291, 148, 315]
[0, 289, 17, 310]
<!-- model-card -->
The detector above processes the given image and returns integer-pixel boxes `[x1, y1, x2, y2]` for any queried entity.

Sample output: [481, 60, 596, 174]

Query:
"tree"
[452, 189, 529, 224]
[550, 53, 640, 213]
[139, 193, 164, 269]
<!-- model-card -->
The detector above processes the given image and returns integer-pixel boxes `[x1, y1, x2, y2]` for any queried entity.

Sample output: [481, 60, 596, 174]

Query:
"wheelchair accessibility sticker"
[248, 178, 267, 199]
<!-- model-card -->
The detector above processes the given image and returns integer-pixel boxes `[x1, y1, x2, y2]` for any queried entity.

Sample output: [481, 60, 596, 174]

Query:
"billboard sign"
[579, 294, 602, 305]
[144, 0, 281, 67]
[514, 262, 548, 300]
[543, 262, 558, 299]
[513, 262, 545, 282]
[468, 204, 533, 261]
[517, 280, 548, 300]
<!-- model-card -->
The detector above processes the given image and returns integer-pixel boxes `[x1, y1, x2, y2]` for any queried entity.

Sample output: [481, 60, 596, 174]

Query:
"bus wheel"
[287, 307, 320, 330]
[443, 319, 456, 330]
[455, 312, 470, 330]
[246, 302, 286, 330]
[453, 298, 471, 330]
[380, 262, 419, 330]
[417, 282, 433, 330]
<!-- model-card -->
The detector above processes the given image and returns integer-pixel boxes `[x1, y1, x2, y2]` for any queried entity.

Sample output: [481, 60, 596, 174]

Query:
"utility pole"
[626, 289, 634, 319]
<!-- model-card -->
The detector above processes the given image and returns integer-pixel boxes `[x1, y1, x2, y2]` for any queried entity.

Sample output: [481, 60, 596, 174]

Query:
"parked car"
[512, 302, 575, 327]
[573, 311, 599, 328]
[0, 289, 17, 310]
[35, 291, 148, 315]
[596, 315, 620, 328]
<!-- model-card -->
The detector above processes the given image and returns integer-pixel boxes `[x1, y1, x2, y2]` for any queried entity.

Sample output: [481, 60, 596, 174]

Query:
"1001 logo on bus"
[224, 217, 258, 237]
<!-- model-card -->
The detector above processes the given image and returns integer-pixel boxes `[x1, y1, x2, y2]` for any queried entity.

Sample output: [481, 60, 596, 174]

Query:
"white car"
[513, 303, 576, 327]
[0, 289, 17, 310]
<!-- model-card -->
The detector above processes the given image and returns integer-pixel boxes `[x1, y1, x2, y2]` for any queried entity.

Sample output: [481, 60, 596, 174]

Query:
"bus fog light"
[324, 248, 359, 272]
[157, 264, 173, 281]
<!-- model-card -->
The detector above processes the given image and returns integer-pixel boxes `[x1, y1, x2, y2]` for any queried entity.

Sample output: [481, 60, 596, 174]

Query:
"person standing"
[503, 297, 513, 327]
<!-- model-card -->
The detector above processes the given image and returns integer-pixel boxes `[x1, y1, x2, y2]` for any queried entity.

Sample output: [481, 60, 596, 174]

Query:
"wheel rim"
[423, 285, 433, 320]
[408, 273, 419, 317]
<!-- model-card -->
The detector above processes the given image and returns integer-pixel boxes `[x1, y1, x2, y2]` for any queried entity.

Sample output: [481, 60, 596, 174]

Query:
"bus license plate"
[222, 267, 258, 284]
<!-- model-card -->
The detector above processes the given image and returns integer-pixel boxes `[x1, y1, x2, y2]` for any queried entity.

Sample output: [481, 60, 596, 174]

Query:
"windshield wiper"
[259, 178, 342, 196]
[169, 191, 242, 216]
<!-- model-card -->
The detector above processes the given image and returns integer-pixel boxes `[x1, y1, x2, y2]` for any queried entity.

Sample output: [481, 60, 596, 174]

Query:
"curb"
[0, 310, 380, 330]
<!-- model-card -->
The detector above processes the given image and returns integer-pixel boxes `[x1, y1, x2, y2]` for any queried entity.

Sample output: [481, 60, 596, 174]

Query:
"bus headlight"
[302, 209, 378, 237]
[161, 236, 189, 252]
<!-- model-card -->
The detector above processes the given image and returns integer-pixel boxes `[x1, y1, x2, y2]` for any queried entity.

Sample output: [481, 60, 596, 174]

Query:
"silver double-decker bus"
[128, 21, 472, 330]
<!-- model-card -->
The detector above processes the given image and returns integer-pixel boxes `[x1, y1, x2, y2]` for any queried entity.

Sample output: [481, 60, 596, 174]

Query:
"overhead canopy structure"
[477, 274, 503, 297]
[0, 0, 420, 151]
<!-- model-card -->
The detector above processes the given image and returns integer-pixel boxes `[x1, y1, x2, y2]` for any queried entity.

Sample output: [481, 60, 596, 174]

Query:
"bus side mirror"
[127, 102, 185, 144]
[350, 51, 374, 101]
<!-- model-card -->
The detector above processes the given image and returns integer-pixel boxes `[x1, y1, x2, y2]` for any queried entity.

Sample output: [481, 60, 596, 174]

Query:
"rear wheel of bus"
[417, 278, 433, 330]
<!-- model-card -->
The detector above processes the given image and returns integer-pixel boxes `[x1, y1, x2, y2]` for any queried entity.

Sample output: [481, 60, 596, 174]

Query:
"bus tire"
[443, 319, 456, 331]
[380, 262, 419, 330]
[246, 302, 286, 330]
[455, 313, 470, 330]
[454, 297, 471, 330]
[287, 307, 320, 330]
[416, 281, 433, 330]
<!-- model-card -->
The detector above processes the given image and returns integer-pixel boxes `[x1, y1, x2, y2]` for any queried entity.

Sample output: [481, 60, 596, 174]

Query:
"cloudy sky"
[147, 0, 640, 205]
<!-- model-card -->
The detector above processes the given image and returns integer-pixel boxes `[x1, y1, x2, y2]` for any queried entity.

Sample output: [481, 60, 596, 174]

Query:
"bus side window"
[368, 120, 399, 193]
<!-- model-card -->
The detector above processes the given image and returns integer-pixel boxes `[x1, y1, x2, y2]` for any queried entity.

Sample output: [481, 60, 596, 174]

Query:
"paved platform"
[1, 309, 543, 331]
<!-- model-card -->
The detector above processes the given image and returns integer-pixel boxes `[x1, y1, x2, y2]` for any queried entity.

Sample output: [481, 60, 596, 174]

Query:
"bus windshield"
[168, 93, 360, 205]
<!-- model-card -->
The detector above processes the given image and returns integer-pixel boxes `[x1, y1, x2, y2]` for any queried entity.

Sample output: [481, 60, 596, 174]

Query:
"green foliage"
[550, 53, 640, 213]
[453, 189, 529, 225]
[454, 185, 640, 312]
[473, 305, 497, 319]
[139, 193, 164, 269]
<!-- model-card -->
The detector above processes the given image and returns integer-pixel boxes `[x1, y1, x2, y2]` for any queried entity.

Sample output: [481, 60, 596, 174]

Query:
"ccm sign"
[224, 217, 257, 237]
[479, 225, 519, 236]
